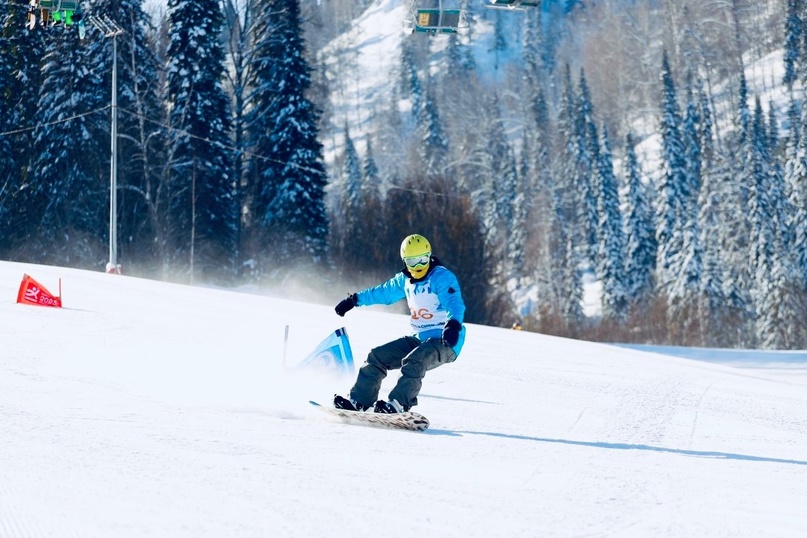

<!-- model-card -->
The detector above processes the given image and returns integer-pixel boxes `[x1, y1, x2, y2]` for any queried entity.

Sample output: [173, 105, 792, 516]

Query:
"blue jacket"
[355, 264, 466, 355]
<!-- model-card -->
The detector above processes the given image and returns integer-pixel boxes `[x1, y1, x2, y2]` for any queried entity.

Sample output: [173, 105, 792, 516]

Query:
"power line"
[0, 102, 458, 203]
[115, 105, 328, 175]
[0, 102, 469, 199]
[0, 105, 110, 137]
[0, 103, 325, 175]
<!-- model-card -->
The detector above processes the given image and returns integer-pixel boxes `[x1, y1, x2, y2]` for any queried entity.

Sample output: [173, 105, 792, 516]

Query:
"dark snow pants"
[349, 336, 457, 409]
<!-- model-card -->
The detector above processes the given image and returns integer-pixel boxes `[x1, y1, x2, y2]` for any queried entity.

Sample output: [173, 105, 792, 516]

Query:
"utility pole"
[89, 15, 124, 274]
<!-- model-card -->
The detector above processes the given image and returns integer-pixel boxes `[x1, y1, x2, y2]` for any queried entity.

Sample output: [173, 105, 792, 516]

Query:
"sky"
[2, 259, 807, 537]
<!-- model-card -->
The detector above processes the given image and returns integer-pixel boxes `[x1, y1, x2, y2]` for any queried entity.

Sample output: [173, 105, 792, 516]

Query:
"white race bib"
[405, 280, 448, 334]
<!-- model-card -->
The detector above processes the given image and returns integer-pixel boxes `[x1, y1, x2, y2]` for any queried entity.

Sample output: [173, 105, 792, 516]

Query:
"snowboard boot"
[333, 394, 368, 412]
[373, 399, 409, 414]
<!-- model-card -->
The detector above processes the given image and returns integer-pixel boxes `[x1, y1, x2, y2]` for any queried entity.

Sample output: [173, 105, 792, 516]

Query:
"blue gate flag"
[297, 327, 354, 375]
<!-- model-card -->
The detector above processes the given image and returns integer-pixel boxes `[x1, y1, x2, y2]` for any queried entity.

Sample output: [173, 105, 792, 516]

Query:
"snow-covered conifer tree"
[33, 24, 107, 266]
[418, 83, 449, 177]
[0, 5, 41, 256]
[522, 9, 543, 96]
[480, 92, 517, 287]
[551, 66, 587, 327]
[655, 51, 687, 298]
[338, 126, 362, 263]
[245, 0, 328, 272]
[595, 125, 627, 321]
[576, 71, 599, 268]
[681, 86, 702, 214]
[399, 39, 422, 119]
[0, 5, 14, 159]
[509, 138, 534, 284]
[342, 128, 362, 213]
[445, 33, 474, 81]
[668, 86, 705, 342]
[785, 100, 807, 279]
[783, 100, 806, 308]
[717, 91, 754, 341]
[360, 138, 387, 273]
[622, 133, 656, 307]
[561, 238, 585, 330]
[747, 98, 794, 348]
[784, 0, 802, 87]
[694, 81, 726, 346]
[165, 0, 235, 281]
[556, 66, 578, 226]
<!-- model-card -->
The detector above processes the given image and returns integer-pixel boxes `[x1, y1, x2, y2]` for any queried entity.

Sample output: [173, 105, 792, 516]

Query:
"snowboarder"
[333, 234, 466, 414]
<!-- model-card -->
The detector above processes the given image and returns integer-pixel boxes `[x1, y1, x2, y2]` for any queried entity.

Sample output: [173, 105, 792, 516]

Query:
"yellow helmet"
[400, 234, 431, 279]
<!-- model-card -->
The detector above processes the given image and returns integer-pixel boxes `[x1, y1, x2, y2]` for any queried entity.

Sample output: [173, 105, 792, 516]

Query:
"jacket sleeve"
[434, 268, 465, 324]
[355, 273, 407, 306]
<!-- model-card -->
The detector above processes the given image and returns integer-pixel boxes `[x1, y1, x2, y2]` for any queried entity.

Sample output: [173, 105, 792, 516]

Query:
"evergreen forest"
[2, 0, 807, 349]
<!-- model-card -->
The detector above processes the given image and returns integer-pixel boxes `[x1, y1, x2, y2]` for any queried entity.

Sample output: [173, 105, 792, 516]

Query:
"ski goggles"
[403, 254, 430, 269]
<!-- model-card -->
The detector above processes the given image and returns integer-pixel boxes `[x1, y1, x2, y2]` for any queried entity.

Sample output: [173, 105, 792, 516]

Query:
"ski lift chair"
[404, 0, 469, 35]
[38, 0, 81, 26]
[485, 0, 542, 9]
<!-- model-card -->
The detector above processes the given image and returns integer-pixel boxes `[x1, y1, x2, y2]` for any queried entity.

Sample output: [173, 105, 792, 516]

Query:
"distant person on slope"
[333, 234, 466, 414]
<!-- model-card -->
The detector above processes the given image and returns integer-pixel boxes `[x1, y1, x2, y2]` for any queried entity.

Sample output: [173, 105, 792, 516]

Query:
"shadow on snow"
[426, 429, 807, 466]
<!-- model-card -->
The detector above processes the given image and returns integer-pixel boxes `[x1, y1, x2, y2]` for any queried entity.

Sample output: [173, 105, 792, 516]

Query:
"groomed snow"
[2, 260, 806, 537]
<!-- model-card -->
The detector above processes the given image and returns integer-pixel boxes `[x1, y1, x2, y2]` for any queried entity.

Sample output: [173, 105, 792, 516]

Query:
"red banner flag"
[16, 274, 62, 308]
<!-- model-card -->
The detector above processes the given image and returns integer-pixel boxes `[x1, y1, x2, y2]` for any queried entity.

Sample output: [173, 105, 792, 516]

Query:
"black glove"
[442, 319, 462, 347]
[335, 294, 358, 317]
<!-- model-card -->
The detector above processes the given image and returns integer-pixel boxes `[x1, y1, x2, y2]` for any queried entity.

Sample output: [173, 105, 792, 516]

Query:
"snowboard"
[309, 400, 430, 432]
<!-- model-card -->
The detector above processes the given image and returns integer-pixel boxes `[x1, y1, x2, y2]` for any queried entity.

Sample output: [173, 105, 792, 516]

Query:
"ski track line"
[610, 374, 686, 446]
[689, 382, 714, 449]
[568, 409, 586, 434]
[566, 379, 619, 436]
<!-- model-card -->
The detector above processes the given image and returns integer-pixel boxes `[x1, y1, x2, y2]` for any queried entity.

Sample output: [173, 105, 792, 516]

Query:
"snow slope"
[2, 260, 806, 537]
